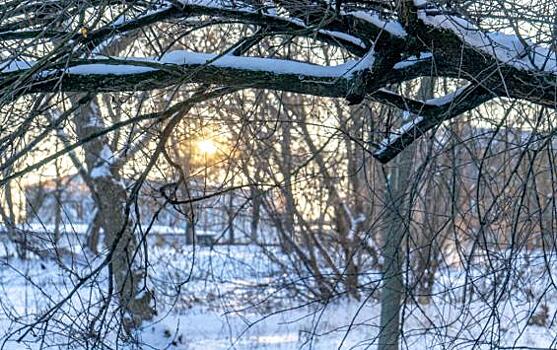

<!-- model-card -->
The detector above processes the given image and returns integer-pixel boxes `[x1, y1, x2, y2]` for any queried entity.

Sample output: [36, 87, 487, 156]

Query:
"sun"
[197, 139, 218, 156]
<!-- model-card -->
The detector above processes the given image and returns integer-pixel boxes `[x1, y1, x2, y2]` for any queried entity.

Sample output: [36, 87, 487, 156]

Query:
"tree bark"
[0, 180, 27, 258]
[71, 96, 155, 331]
[377, 145, 412, 350]
[378, 78, 433, 349]
[86, 210, 102, 255]
[227, 194, 235, 244]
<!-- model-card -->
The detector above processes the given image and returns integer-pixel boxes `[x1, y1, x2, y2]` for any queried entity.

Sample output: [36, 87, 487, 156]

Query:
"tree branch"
[371, 84, 494, 163]
[0, 51, 393, 99]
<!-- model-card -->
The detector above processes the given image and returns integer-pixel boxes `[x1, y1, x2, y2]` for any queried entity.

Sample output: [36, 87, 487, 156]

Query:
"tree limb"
[371, 84, 494, 163]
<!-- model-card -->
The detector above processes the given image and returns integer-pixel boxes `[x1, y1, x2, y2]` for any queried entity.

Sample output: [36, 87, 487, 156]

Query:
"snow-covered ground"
[1, 237, 557, 349]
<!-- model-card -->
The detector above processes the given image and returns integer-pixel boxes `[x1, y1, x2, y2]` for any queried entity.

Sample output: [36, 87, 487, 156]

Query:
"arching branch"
[2, 0, 557, 162]
[371, 84, 494, 163]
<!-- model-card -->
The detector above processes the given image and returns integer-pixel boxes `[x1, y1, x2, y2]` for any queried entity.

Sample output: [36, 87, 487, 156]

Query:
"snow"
[0, 223, 187, 238]
[400, 115, 423, 132]
[375, 115, 424, 154]
[1, 51, 365, 79]
[425, 85, 467, 106]
[374, 86, 469, 154]
[0, 59, 33, 73]
[348, 11, 407, 38]
[178, 0, 222, 6]
[89, 145, 114, 178]
[120, 5, 173, 27]
[348, 49, 375, 74]
[67, 62, 154, 75]
[174, 0, 395, 56]
[84, 103, 104, 128]
[1, 223, 90, 235]
[178, 0, 253, 12]
[394, 52, 433, 69]
[318, 29, 366, 48]
[99, 144, 113, 163]
[89, 164, 111, 178]
[342, 203, 365, 241]
[418, 10, 557, 73]
[2, 241, 557, 349]
[91, 34, 123, 56]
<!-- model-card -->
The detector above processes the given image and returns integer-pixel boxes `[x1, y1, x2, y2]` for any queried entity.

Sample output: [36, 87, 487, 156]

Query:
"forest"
[1, 0, 557, 349]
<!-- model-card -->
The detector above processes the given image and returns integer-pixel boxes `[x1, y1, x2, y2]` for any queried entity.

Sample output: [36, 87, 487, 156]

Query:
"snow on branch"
[4, 0, 557, 166]
[417, 8, 557, 73]
[0, 50, 379, 98]
[0, 50, 361, 77]
[345, 48, 375, 104]
[393, 52, 432, 69]
[371, 85, 493, 163]
[348, 10, 407, 38]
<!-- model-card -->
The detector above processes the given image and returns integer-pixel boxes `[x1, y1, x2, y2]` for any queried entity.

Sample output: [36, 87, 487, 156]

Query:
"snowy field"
[1, 237, 557, 349]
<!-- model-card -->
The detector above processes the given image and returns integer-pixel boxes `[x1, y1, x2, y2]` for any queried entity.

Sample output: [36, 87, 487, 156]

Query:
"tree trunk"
[250, 185, 261, 243]
[53, 157, 62, 244]
[95, 175, 155, 329]
[377, 145, 412, 350]
[226, 193, 235, 244]
[1, 180, 27, 258]
[86, 210, 102, 255]
[280, 117, 296, 252]
[72, 97, 155, 331]
[378, 78, 433, 349]
[185, 219, 195, 245]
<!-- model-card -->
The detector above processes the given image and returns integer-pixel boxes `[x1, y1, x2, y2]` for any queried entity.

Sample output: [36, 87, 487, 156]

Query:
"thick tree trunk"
[94, 176, 155, 329]
[86, 210, 102, 255]
[0, 181, 27, 258]
[72, 97, 155, 330]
